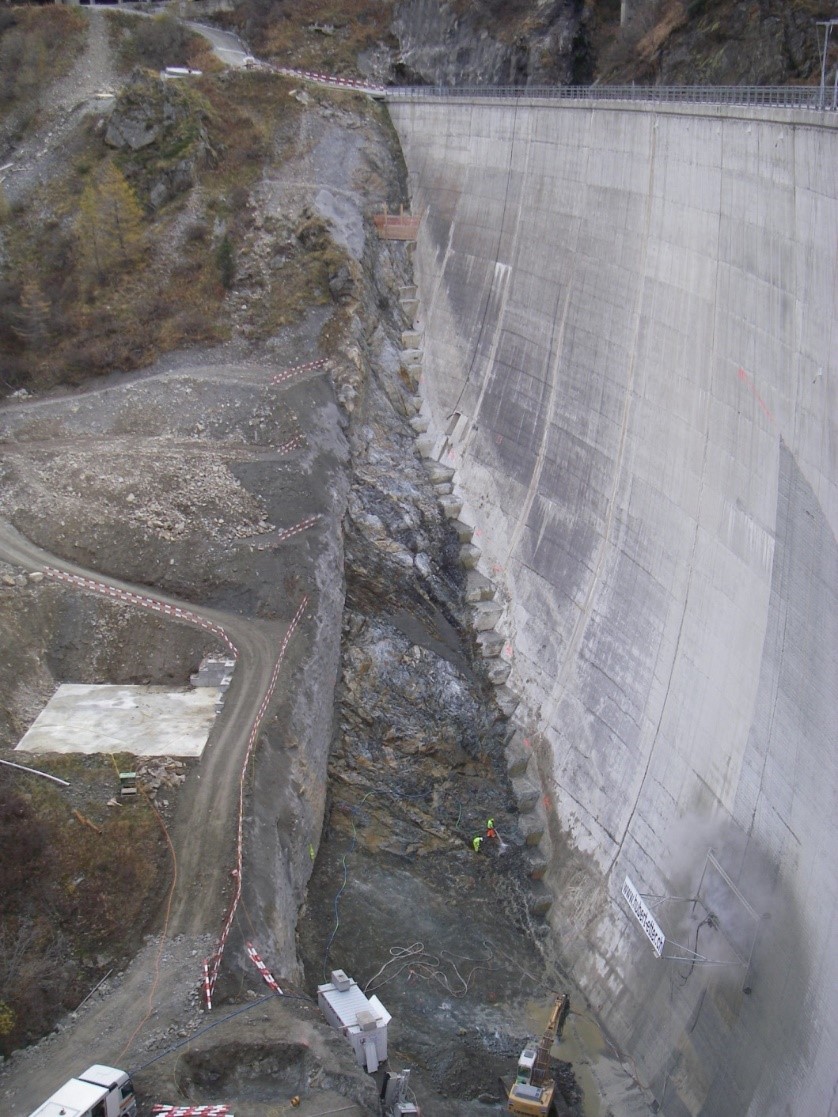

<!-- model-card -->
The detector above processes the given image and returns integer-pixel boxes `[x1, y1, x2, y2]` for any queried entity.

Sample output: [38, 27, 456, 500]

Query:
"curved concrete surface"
[387, 95, 837, 1115]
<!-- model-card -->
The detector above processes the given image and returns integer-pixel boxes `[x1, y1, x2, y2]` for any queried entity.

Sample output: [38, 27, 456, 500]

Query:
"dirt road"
[0, 517, 294, 932]
[0, 347, 348, 1114]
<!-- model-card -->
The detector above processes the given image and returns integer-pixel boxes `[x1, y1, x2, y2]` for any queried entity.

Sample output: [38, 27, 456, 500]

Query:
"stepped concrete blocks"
[439, 494, 462, 519]
[404, 369, 421, 392]
[470, 599, 503, 631]
[459, 542, 481, 569]
[415, 434, 436, 458]
[400, 298, 420, 324]
[506, 748, 530, 780]
[512, 775, 541, 814]
[404, 279, 540, 908]
[527, 882, 554, 918]
[398, 283, 419, 323]
[465, 569, 495, 603]
[494, 686, 520, 718]
[426, 462, 455, 485]
[485, 658, 512, 686]
[525, 852, 549, 882]
[506, 726, 528, 749]
[518, 811, 546, 847]
[476, 629, 504, 657]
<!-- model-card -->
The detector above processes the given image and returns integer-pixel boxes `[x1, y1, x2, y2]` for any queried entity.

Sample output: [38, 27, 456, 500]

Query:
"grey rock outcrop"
[392, 0, 593, 87]
[104, 71, 214, 208]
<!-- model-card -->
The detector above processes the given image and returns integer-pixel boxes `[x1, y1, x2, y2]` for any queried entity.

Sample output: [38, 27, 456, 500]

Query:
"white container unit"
[317, 969, 391, 1072]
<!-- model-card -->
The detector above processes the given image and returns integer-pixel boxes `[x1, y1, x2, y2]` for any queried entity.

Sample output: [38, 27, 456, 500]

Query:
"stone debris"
[136, 757, 187, 802]
[0, 442, 276, 546]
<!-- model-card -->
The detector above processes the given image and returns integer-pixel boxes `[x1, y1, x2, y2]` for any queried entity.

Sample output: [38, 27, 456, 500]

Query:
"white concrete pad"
[16, 683, 222, 757]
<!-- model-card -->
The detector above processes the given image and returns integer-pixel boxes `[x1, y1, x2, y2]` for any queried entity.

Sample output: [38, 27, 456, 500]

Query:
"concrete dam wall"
[386, 95, 837, 1116]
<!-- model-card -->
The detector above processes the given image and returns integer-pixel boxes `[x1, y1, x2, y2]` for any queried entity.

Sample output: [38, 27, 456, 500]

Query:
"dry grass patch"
[0, 48, 347, 394]
[0, 69, 305, 393]
[0, 754, 169, 1054]
[107, 9, 221, 75]
[0, 7, 87, 120]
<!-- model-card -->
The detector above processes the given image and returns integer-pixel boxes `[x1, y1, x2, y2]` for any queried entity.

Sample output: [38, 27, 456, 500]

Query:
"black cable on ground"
[322, 811, 356, 981]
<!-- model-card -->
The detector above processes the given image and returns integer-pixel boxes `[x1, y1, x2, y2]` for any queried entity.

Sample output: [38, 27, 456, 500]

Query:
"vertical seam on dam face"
[543, 114, 657, 771]
[389, 97, 838, 1117]
[458, 100, 523, 443]
[614, 116, 722, 876]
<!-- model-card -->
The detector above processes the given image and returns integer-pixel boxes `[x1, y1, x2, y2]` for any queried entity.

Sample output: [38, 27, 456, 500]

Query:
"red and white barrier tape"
[41, 565, 308, 1010]
[270, 358, 328, 386]
[153, 1107, 232, 1116]
[275, 514, 319, 544]
[245, 941, 282, 994]
[43, 568, 239, 659]
[202, 957, 212, 1012]
[253, 515, 320, 551]
[205, 594, 309, 1003]
[274, 65, 385, 94]
[276, 433, 305, 456]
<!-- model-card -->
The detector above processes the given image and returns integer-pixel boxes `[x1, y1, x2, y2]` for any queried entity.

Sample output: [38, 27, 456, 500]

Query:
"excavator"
[381, 1069, 420, 1116]
[505, 993, 571, 1115]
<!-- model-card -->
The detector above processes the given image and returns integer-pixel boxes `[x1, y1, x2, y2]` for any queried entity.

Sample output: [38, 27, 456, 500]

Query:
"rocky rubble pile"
[0, 445, 275, 545]
[136, 757, 187, 803]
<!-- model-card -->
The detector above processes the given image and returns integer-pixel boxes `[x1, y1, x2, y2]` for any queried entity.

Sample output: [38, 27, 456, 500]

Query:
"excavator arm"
[507, 993, 570, 1116]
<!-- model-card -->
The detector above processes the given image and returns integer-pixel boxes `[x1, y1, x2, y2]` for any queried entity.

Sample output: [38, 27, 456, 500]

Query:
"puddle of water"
[561, 1011, 606, 1117]
[519, 997, 619, 1117]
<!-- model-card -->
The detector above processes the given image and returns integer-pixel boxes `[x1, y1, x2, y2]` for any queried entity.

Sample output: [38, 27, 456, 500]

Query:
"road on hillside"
[184, 21, 253, 68]
[0, 21, 332, 1116]
[0, 507, 314, 1115]
[0, 517, 298, 938]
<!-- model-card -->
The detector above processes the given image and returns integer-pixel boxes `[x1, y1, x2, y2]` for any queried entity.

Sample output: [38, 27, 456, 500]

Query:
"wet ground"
[298, 821, 577, 1115]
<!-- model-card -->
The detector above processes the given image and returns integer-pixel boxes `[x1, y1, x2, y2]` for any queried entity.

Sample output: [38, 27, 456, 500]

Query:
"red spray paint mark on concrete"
[737, 367, 774, 423]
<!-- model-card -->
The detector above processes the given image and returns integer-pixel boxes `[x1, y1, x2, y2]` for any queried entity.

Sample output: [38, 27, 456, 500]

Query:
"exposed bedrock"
[386, 96, 838, 1115]
[392, 0, 592, 87]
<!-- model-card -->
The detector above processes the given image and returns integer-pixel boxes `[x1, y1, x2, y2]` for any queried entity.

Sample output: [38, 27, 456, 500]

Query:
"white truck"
[27, 1065, 137, 1117]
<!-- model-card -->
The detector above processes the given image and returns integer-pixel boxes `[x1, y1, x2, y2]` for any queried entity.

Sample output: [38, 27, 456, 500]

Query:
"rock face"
[642, 0, 825, 85]
[104, 71, 214, 208]
[391, 0, 829, 89]
[590, 0, 832, 86]
[392, 0, 593, 86]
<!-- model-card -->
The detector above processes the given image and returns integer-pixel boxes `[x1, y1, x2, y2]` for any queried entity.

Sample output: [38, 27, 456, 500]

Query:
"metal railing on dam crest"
[384, 83, 835, 112]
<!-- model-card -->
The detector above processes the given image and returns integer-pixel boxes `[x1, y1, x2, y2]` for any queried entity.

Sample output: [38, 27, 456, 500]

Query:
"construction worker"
[486, 818, 498, 840]
[472, 835, 483, 853]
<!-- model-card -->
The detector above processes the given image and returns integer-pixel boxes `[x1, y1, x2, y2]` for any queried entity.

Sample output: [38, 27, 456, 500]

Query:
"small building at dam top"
[385, 88, 837, 1116]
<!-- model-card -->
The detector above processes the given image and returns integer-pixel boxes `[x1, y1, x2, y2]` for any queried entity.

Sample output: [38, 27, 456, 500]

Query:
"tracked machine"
[505, 993, 571, 1115]
[381, 1069, 420, 1116]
